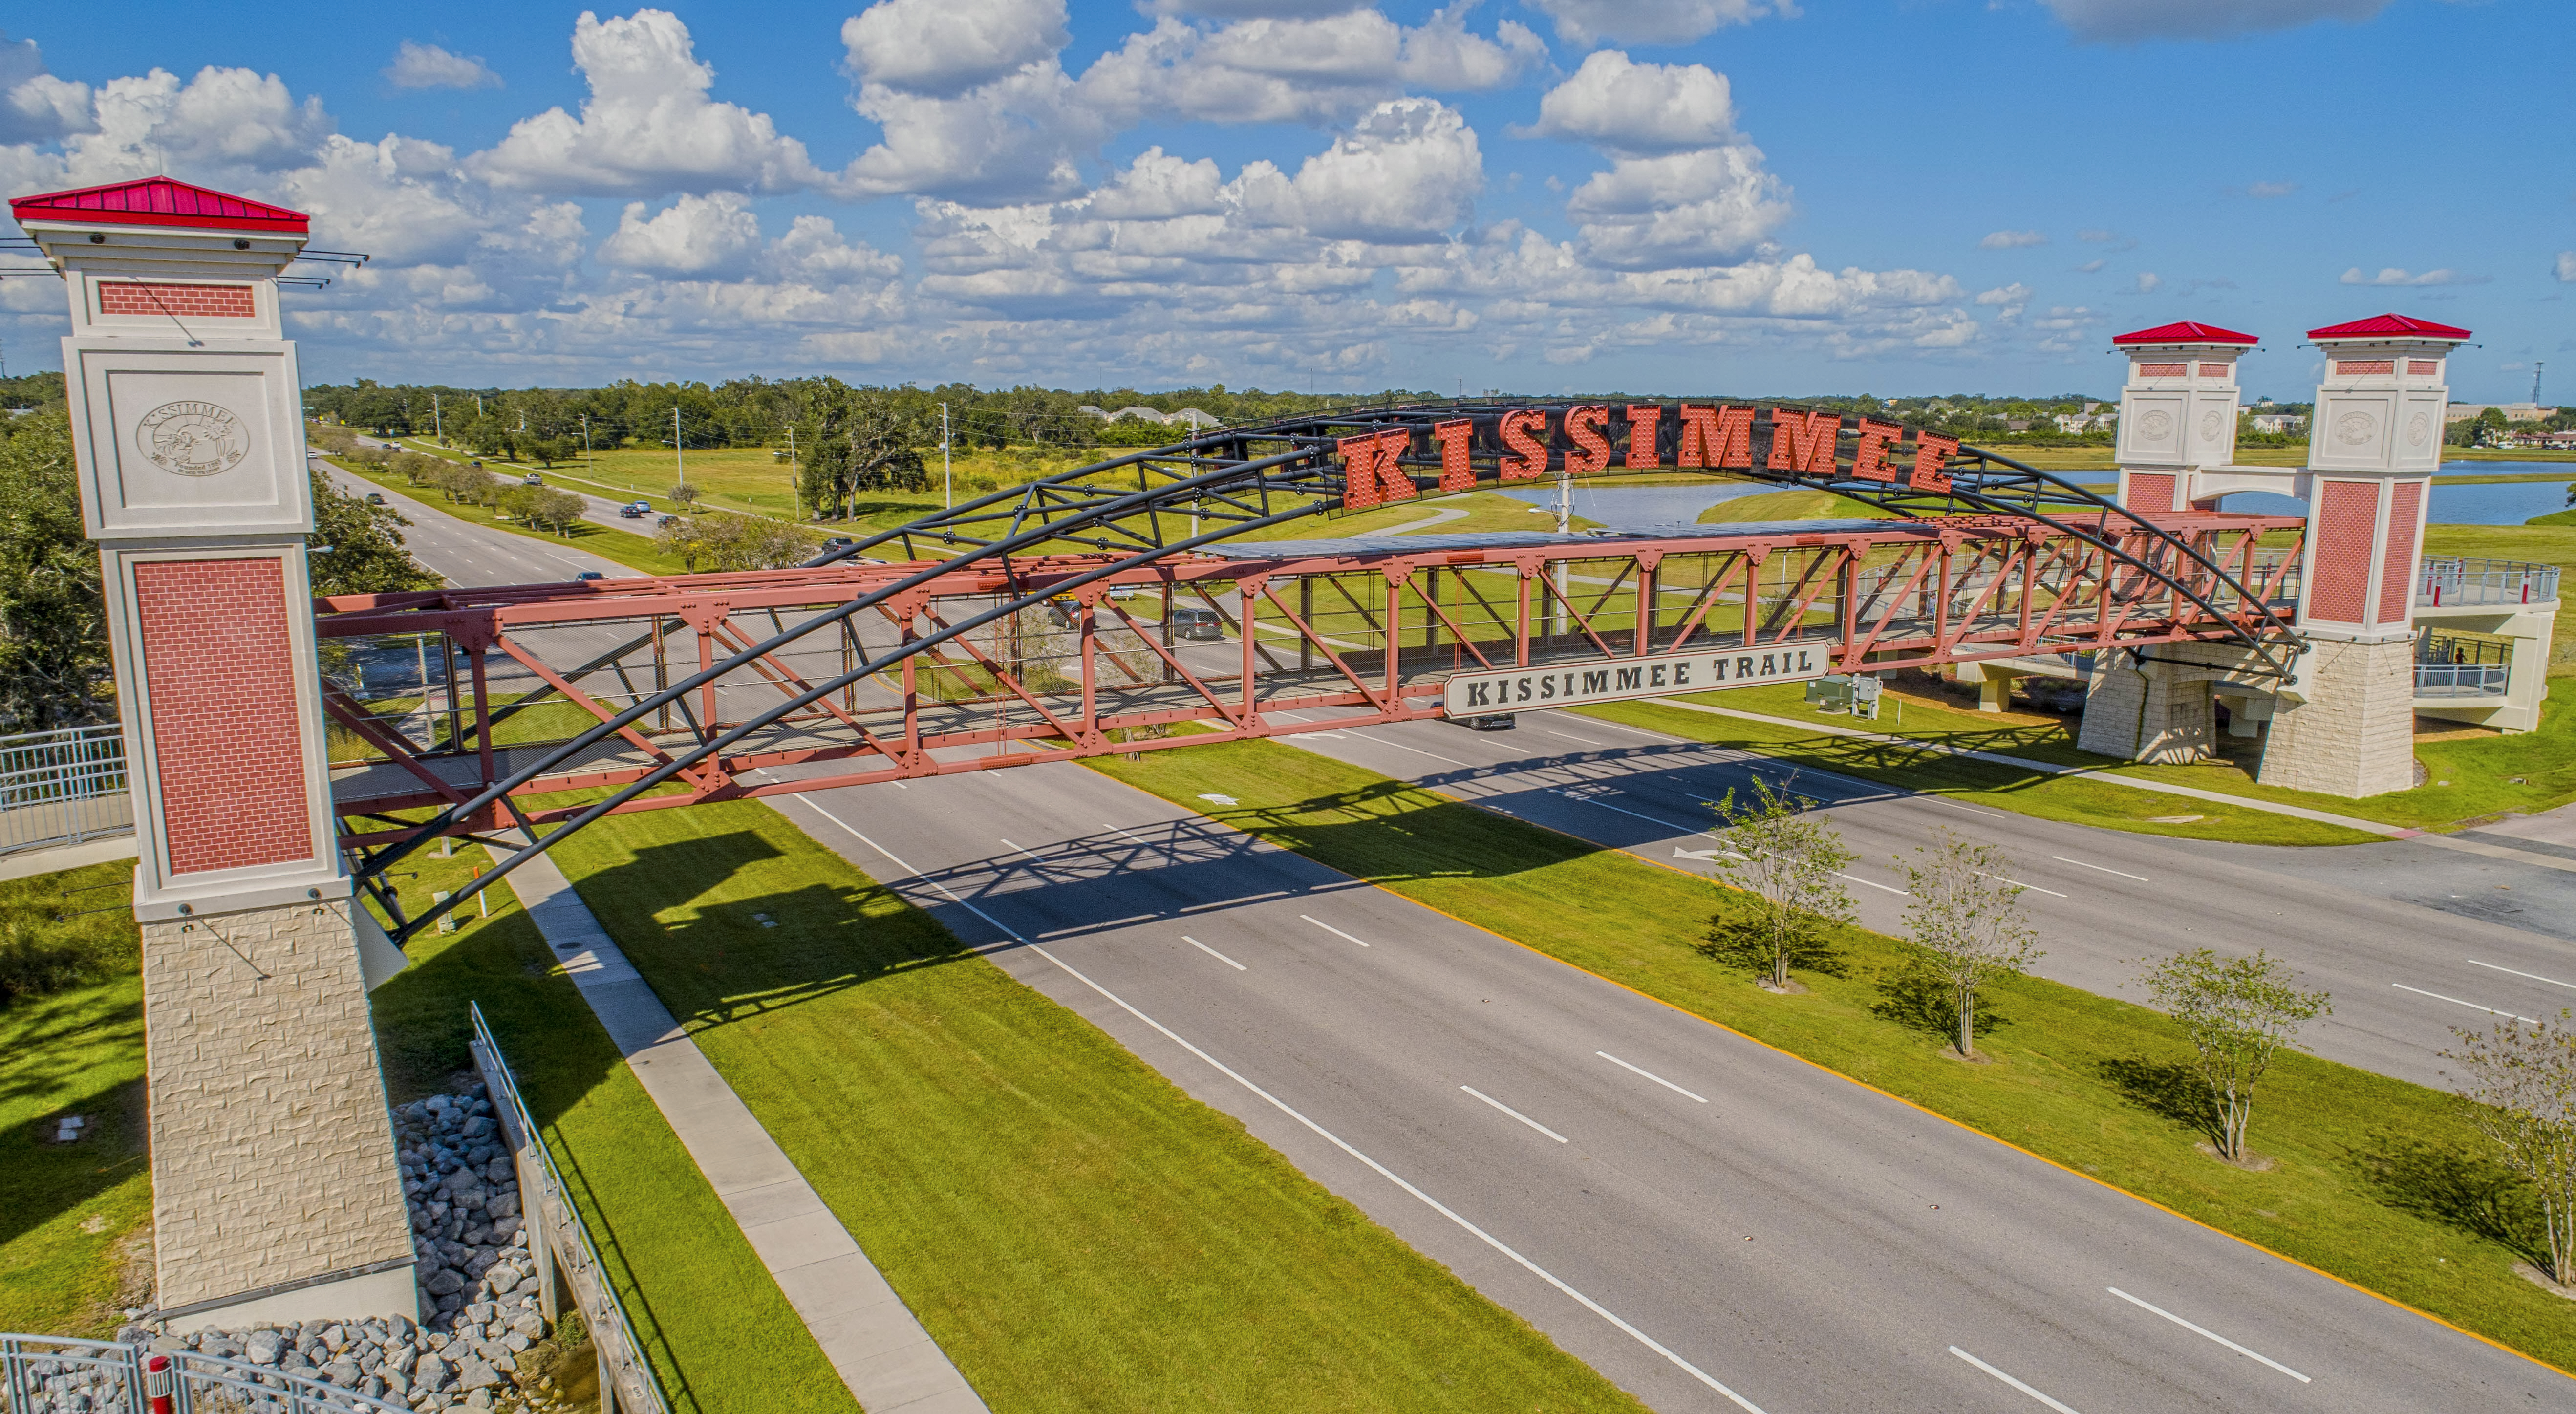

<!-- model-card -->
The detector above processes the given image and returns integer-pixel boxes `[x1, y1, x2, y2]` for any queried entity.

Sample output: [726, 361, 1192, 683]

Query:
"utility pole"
[580, 413, 591, 470]
[786, 425, 799, 518]
[673, 406, 684, 492]
[941, 402, 953, 510]
[432, 392, 443, 445]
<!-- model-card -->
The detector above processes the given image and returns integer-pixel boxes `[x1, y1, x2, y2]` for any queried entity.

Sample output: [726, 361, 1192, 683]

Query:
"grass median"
[322, 454, 693, 578]
[541, 796, 1648, 1414]
[1087, 736, 2576, 1378]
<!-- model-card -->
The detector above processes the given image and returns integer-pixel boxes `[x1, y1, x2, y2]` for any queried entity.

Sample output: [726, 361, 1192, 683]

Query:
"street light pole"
[941, 402, 953, 510]
[432, 392, 442, 445]
[673, 406, 684, 494]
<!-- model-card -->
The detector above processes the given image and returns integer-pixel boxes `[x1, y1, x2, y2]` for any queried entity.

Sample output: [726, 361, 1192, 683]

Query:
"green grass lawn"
[1569, 685, 2378, 845]
[540, 798, 1646, 1414]
[364, 836, 854, 1414]
[1697, 488, 1896, 523]
[1087, 737, 2576, 1378]
[326, 454, 693, 578]
[0, 863, 149, 1337]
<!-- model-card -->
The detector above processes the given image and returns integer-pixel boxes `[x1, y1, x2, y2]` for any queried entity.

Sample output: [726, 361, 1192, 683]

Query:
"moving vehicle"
[364, 493, 386, 506]
[1169, 605, 1224, 641]
[1457, 713, 1517, 731]
[574, 570, 605, 582]
[621, 500, 650, 517]
[657, 515, 681, 529]
[521, 472, 543, 486]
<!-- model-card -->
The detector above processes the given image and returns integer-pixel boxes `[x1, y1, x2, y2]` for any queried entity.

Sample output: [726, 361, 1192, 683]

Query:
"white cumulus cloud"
[2135, 271, 2160, 293]
[2339, 266, 2488, 287]
[1512, 51, 1734, 155]
[1566, 145, 1788, 269]
[468, 9, 826, 196]
[2557, 252, 2576, 283]
[600, 191, 763, 276]
[841, 0, 1071, 98]
[1524, 0, 1787, 46]
[0, 35, 92, 145]
[384, 42, 502, 92]
[1076, 6, 1540, 129]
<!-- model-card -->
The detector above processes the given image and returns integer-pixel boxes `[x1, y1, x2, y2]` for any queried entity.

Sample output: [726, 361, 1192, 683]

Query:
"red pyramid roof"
[2111, 321, 2259, 347]
[2306, 312, 2470, 341]
[8, 177, 308, 235]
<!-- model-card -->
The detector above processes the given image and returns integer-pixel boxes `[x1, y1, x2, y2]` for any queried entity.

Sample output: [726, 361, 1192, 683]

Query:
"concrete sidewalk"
[1648, 697, 2576, 876]
[490, 843, 989, 1414]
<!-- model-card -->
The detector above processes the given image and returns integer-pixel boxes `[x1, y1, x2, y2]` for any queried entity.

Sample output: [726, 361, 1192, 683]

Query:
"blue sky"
[1, 0, 2564, 403]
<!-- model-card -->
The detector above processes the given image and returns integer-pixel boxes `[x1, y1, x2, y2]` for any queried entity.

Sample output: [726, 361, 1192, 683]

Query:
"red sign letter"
[1850, 418, 1902, 482]
[1677, 405, 1754, 469]
[1338, 429, 1416, 511]
[1909, 431, 1957, 493]
[1767, 409, 1841, 476]
[1498, 409, 1548, 481]
[1563, 405, 1612, 474]
[1624, 405, 1663, 470]
[1431, 418, 1474, 493]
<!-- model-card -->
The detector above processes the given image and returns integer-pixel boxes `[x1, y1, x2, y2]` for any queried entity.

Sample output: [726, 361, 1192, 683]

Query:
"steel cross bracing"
[322, 396, 2307, 944]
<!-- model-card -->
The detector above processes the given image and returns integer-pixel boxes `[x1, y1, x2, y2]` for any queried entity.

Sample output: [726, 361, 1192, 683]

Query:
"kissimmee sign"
[1337, 403, 1961, 511]
[1443, 645, 1830, 716]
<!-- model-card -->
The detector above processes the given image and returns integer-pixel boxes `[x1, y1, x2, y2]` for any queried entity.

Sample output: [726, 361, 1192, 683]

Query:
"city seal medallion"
[137, 400, 248, 478]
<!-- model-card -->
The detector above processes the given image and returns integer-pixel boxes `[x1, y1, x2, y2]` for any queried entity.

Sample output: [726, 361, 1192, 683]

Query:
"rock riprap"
[101, 1086, 584, 1413]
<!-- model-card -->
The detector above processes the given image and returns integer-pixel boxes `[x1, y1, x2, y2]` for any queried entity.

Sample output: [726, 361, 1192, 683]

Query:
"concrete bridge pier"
[15, 178, 418, 1330]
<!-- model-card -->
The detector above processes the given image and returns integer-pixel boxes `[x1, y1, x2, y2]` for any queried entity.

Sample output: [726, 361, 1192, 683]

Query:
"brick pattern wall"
[2126, 472, 2177, 514]
[2335, 360, 2396, 377]
[141, 900, 413, 1309]
[2135, 363, 2187, 378]
[2307, 480, 2379, 624]
[2377, 480, 2423, 626]
[98, 281, 257, 318]
[133, 559, 314, 875]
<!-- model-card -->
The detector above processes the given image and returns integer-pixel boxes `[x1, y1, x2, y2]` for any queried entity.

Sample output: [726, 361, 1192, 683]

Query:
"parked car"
[364, 492, 386, 506]
[574, 570, 605, 582]
[521, 472, 543, 486]
[1457, 713, 1517, 731]
[1169, 606, 1224, 641]
[620, 500, 650, 517]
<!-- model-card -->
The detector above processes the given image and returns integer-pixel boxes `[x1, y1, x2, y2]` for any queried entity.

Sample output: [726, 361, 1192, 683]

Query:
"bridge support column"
[15, 178, 417, 1329]
[2253, 638, 2418, 797]
[2076, 649, 2217, 763]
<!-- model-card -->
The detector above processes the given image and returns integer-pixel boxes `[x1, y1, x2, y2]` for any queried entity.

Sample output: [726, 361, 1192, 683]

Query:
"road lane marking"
[1555, 790, 1720, 838]
[2105, 1287, 2310, 1382]
[2393, 983, 2537, 1024]
[1182, 936, 1246, 971]
[1344, 731, 1481, 769]
[796, 799, 1770, 1414]
[1979, 871, 2067, 899]
[1597, 1051, 1708, 1103]
[2466, 958, 2576, 993]
[1104, 822, 1170, 862]
[1838, 872, 1911, 897]
[1561, 716, 1682, 742]
[1547, 730, 1603, 746]
[999, 838, 1045, 864]
[2052, 855, 2148, 882]
[1947, 1348, 2082, 1413]
[1301, 915, 1373, 947]
[1915, 795, 2009, 819]
[1461, 1086, 1570, 1143]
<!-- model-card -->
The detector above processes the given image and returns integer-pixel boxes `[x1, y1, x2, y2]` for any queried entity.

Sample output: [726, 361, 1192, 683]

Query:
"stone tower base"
[2253, 637, 2419, 798]
[140, 896, 417, 1331]
[2076, 647, 2221, 763]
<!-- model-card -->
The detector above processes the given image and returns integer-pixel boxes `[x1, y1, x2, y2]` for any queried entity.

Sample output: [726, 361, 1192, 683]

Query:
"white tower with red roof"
[11, 178, 417, 1329]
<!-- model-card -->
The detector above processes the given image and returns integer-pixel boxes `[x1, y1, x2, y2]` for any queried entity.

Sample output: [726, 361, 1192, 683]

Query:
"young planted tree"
[1896, 829, 2042, 1059]
[2443, 1011, 2576, 1286]
[2141, 948, 2329, 1163]
[1700, 776, 1855, 991]
[668, 482, 701, 508]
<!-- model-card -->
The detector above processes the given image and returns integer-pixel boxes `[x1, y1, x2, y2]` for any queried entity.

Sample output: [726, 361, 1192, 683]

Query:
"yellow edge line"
[1089, 756, 2576, 1385]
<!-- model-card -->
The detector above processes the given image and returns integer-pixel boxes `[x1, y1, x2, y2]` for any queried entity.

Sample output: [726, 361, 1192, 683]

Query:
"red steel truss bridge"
[323, 398, 2307, 942]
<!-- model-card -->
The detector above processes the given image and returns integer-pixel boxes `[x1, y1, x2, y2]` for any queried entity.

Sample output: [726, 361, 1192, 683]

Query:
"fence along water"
[466, 1005, 670, 1414]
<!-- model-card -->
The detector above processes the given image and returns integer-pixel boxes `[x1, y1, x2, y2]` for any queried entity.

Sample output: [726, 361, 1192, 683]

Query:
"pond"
[1493, 461, 2576, 533]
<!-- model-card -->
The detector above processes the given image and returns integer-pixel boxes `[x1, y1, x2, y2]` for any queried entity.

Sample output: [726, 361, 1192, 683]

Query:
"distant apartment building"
[2445, 402, 2555, 423]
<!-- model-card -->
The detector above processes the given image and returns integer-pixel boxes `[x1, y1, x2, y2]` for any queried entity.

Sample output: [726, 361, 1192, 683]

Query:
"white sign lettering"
[1443, 645, 1832, 716]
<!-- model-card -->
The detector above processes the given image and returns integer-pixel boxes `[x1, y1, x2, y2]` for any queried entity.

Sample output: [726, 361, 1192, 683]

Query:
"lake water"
[1498, 461, 2574, 532]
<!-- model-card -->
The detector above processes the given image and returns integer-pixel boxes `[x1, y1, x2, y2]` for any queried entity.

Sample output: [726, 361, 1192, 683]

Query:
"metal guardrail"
[2414, 662, 2511, 697]
[0, 725, 130, 856]
[0, 1331, 406, 1414]
[2419, 557, 2559, 607]
[467, 1005, 670, 1414]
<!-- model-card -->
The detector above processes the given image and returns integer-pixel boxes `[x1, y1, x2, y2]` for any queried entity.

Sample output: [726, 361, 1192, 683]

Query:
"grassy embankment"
[1087, 737, 2576, 1377]
[322, 452, 692, 578]
[539, 796, 1648, 1414]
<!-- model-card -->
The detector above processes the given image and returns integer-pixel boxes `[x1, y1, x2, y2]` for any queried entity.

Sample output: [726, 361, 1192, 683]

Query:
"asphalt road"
[318, 456, 632, 588]
[366, 489, 2575, 1411]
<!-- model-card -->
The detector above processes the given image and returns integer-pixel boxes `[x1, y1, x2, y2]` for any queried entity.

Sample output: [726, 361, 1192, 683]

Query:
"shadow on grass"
[2097, 1055, 2221, 1148]
[2356, 1129, 2548, 1268]
[1870, 966, 2007, 1043]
